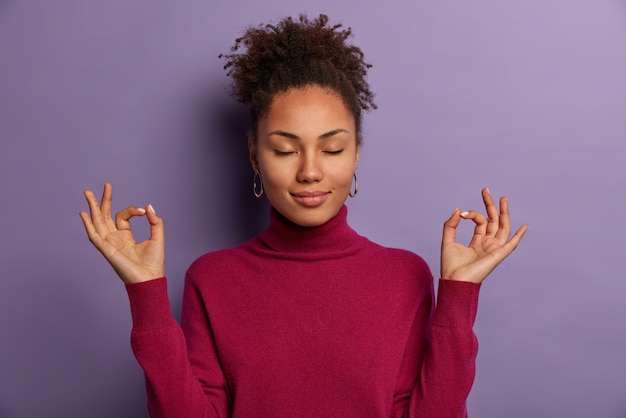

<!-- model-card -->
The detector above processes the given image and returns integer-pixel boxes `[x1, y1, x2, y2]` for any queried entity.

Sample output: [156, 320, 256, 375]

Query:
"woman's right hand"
[79, 182, 165, 284]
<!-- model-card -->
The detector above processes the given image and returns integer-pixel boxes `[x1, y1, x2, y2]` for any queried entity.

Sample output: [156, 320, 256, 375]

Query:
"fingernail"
[461, 211, 470, 217]
[485, 187, 490, 194]
[452, 208, 459, 215]
[148, 204, 156, 214]
[137, 207, 146, 214]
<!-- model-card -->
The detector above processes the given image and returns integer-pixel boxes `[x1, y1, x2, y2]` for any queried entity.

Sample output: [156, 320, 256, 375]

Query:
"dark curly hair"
[220, 14, 376, 144]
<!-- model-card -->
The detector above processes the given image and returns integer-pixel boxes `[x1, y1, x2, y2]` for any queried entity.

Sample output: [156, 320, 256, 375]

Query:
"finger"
[79, 210, 106, 250]
[491, 224, 528, 262]
[79, 210, 97, 239]
[100, 182, 113, 218]
[84, 189, 100, 217]
[115, 206, 146, 231]
[100, 182, 119, 230]
[482, 188, 499, 236]
[504, 224, 528, 252]
[495, 196, 512, 240]
[145, 204, 165, 244]
[84, 189, 110, 234]
[460, 210, 488, 242]
[441, 208, 461, 246]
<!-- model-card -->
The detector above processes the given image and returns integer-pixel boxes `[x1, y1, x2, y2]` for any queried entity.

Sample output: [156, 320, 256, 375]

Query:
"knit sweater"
[126, 206, 480, 418]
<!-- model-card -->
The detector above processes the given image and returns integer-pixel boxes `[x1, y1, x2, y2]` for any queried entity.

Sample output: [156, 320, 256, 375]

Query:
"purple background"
[1, 1, 625, 417]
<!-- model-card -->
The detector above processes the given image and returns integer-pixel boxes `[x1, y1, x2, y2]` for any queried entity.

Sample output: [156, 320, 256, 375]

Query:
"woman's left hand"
[440, 188, 528, 284]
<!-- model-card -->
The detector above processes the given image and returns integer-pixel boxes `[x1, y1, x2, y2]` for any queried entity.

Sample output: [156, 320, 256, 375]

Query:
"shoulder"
[382, 246, 430, 269]
[357, 238, 434, 286]
[185, 239, 259, 283]
[362, 238, 431, 272]
[347, 240, 434, 308]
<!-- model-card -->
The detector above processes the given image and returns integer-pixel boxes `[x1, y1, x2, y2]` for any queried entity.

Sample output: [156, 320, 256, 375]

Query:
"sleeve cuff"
[432, 278, 481, 328]
[125, 277, 176, 330]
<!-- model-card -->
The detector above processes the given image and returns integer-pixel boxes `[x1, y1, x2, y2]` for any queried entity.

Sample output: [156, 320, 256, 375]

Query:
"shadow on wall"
[0, 403, 13, 418]
[193, 86, 269, 248]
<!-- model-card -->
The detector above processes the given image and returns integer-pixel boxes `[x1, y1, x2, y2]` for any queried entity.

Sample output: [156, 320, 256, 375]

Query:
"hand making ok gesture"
[440, 188, 528, 284]
[79, 183, 165, 284]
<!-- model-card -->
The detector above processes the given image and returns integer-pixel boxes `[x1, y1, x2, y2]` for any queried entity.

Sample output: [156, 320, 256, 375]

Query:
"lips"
[291, 191, 330, 207]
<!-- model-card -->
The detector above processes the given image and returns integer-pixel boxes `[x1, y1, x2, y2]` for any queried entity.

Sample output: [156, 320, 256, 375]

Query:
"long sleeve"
[392, 278, 480, 418]
[123, 205, 484, 417]
[126, 278, 230, 418]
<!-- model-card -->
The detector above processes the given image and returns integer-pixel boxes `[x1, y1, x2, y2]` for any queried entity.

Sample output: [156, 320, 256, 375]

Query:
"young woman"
[79, 15, 527, 418]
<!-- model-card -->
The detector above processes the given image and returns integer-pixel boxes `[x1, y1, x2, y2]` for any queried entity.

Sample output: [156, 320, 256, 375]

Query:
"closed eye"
[274, 150, 296, 156]
[324, 149, 344, 155]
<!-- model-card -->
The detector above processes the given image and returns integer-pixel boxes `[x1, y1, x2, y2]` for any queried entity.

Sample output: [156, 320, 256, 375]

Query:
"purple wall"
[1, 1, 625, 417]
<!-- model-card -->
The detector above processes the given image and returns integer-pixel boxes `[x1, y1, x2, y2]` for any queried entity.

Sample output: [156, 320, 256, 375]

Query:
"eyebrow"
[267, 129, 350, 140]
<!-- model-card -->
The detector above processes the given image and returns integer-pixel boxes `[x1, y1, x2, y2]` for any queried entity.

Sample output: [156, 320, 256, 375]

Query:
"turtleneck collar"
[257, 205, 362, 257]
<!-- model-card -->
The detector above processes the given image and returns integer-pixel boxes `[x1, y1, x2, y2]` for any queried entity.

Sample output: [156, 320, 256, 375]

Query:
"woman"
[79, 15, 527, 418]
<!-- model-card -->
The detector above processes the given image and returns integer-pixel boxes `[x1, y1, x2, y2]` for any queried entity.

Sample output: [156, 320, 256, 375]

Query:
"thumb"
[145, 204, 164, 243]
[442, 208, 461, 246]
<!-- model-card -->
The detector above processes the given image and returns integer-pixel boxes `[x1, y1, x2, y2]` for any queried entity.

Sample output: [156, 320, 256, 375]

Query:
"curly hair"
[220, 14, 376, 143]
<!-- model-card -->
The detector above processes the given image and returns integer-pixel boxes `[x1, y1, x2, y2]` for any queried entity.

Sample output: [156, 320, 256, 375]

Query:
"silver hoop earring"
[348, 173, 358, 198]
[253, 170, 264, 198]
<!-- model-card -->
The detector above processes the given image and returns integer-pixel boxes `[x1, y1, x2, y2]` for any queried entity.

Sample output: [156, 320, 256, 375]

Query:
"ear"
[248, 134, 258, 171]
[354, 143, 360, 171]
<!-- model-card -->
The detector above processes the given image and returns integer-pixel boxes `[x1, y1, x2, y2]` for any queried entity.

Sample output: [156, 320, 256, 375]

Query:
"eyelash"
[274, 149, 344, 156]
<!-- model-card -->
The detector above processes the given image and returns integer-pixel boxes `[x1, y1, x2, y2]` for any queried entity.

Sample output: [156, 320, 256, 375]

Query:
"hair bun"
[220, 14, 376, 138]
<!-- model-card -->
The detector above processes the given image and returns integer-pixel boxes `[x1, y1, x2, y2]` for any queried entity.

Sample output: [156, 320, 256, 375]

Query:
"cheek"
[258, 160, 293, 190]
[327, 161, 357, 187]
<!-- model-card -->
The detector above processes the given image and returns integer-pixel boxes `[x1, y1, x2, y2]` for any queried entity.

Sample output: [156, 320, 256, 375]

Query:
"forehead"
[261, 86, 355, 132]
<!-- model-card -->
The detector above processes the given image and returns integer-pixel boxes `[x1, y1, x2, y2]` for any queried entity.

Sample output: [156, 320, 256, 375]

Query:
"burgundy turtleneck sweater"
[126, 206, 480, 418]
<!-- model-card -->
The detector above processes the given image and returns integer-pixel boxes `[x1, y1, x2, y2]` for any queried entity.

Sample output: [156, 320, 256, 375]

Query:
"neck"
[258, 205, 361, 256]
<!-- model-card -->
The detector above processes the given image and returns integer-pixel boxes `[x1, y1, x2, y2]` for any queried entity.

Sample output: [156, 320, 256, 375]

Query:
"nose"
[296, 153, 323, 183]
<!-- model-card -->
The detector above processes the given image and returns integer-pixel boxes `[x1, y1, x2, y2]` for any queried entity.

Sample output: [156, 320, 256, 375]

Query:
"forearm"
[395, 279, 480, 418]
[126, 278, 226, 418]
